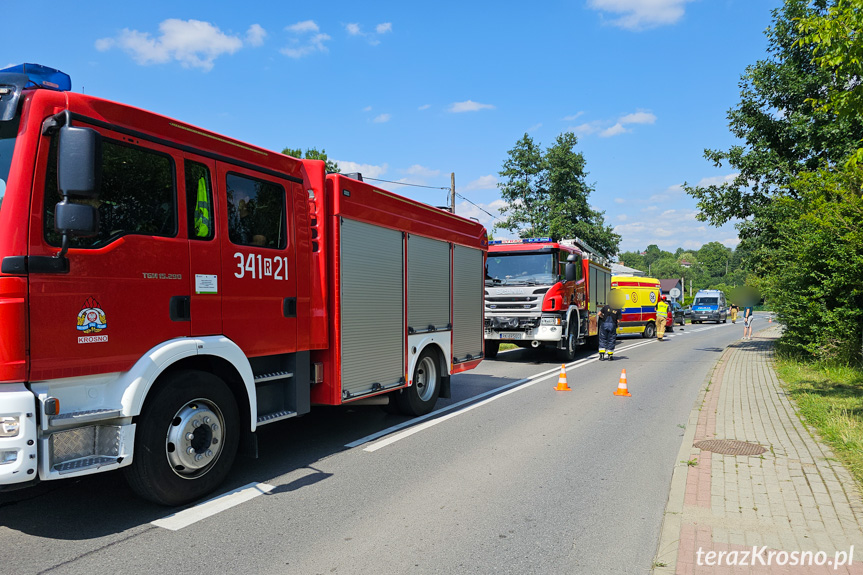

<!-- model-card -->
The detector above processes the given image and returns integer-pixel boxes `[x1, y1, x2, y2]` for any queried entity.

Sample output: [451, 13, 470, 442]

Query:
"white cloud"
[600, 123, 627, 137]
[614, 208, 740, 253]
[588, 0, 694, 30]
[373, 113, 391, 123]
[333, 160, 388, 179]
[562, 112, 585, 121]
[463, 175, 498, 191]
[418, 104, 431, 111]
[527, 123, 542, 132]
[575, 109, 657, 138]
[614, 197, 626, 204]
[573, 121, 602, 136]
[246, 24, 266, 46]
[95, 19, 244, 71]
[346, 22, 392, 45]
[405, 165, 440, 178]
[618, 214, 628, 221]
[287, 20, 319, 33]
[363, 105, 372, 112]
[697, 173, 739, 187]
[620, 111, 656, 125]
[282, 32, 331, 59]
[448, 100, 495, 113]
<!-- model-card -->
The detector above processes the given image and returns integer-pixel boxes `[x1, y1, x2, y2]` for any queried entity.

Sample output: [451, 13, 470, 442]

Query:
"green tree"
[684, 0, 862, 250]
[697, 242, 733, 278]
[617, 250, 646, 271]
[282, 147, 341, 173]
[496, 133, 620, 256]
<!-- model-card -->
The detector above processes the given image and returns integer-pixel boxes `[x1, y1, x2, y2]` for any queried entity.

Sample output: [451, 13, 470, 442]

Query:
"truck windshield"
[695, 297, 718, 305]
[0, 117, 19, 218]
[485, 253, 556, 286]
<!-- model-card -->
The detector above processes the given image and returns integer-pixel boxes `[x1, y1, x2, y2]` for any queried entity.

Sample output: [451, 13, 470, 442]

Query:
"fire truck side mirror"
[564, 254, 578, 282]
[58, 125, 102, 199]
[54, 200, 99, 237]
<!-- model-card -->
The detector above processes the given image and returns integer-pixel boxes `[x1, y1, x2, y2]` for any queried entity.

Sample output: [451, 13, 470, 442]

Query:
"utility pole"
[450, 172, 456, 213]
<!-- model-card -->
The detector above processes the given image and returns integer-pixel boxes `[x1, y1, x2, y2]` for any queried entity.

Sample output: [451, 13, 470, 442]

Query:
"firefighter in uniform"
[598, 297, 622, 361]
[656, 296, 670, 341]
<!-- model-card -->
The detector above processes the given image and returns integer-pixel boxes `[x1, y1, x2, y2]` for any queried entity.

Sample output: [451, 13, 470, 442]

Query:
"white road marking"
[151, 482, 275, 531]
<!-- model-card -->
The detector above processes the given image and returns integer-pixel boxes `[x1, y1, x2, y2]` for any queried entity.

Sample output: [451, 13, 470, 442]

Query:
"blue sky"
[6, 0, 781, 254]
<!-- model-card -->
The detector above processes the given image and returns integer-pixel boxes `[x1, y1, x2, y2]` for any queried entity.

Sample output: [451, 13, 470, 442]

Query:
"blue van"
[691, 289, 728, 324]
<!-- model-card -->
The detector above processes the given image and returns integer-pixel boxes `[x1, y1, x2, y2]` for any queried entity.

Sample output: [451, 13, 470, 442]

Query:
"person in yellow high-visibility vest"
[655, 296, 670, 341]
[193, 177, 211, 238]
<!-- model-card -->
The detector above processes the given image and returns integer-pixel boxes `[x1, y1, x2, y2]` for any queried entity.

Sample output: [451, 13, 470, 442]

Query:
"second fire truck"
[483, 237, 611, 360]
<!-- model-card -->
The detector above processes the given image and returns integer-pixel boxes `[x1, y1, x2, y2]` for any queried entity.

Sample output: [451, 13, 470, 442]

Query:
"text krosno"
[697, 546, 854, 569]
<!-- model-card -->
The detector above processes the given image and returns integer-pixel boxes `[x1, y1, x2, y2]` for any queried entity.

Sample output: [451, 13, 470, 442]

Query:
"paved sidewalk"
[654, 324, 863, 574]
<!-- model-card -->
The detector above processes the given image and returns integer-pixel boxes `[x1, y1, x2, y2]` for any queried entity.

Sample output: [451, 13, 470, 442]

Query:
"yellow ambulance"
[610, 276, 672, 338]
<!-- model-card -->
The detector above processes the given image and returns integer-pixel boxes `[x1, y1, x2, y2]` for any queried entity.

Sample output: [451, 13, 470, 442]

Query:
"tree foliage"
[496, 132, 620, 256]
[282, 147, 341, 173]
[685, 0, 863, 363]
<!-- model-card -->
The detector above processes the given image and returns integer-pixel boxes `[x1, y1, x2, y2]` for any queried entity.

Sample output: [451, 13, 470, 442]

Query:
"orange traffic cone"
[554, 364, 571, 391]
[614, 369, 631, 397]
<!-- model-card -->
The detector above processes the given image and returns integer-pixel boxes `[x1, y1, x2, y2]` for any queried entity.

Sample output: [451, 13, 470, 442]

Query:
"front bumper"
[484, 314, 565, 343]
[0, 383, 38, 486]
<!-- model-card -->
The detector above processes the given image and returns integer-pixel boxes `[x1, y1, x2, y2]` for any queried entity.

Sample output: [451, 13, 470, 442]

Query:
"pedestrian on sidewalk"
[729, 302, 739, 323]
[598, 298, 621, 361]
[655, 295, 670, 341]
[743, 304, 754, 339]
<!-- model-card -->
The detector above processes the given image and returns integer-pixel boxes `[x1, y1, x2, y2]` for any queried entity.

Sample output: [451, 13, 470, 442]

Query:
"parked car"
[683, 305, 692, 320]
[671, 301, 686, 326]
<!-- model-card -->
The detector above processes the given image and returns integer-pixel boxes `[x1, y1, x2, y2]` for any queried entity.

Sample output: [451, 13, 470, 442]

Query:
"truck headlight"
[0, 450, 17, 465]
[0, 416, 20, 438]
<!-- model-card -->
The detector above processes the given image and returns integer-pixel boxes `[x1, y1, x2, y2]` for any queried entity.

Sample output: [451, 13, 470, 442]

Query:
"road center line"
[151, 482, 275, 531]
[360, 340, 661, 453]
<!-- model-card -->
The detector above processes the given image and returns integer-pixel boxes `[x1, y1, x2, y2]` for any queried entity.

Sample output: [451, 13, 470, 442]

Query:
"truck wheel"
[123, 370, 240, 506]
[643, 322, 656, 339]
[485, 341, 499, 359]
[397, 348, 441, 416]
[559, 321, 578, 362]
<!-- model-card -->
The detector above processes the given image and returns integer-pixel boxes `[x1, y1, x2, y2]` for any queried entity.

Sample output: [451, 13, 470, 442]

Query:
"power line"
[456, 192, 500, 222]
[363, 176, 500, 223]
[363, 176, 449, 191]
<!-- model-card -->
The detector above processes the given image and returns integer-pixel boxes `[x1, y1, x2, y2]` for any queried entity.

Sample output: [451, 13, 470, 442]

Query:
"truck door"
[29, 127, 191, 380]
[183, 157, 222, 336]
[218, 164, 297, 357]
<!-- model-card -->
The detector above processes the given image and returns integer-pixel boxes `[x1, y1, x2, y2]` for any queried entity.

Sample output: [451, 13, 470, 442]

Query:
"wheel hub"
[415, 356, 437, 402]
[166, 399, 224, 478]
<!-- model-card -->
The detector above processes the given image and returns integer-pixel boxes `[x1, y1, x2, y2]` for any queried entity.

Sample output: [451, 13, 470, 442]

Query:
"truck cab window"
[226, 173, 286, 249]
[185, 161, 213, 240]
[44, 137, 176, 247]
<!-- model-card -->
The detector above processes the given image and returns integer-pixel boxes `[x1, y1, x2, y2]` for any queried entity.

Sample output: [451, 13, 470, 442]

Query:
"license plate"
[699, 316, 708, 319]
[500, 333, 523, 340]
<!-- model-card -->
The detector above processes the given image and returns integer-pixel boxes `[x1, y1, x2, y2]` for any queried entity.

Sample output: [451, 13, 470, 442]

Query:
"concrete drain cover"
[694, 439, 766, 456]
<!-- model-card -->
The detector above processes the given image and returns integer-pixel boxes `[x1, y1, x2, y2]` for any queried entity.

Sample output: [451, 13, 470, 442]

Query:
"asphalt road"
[0, 317, 760, 575]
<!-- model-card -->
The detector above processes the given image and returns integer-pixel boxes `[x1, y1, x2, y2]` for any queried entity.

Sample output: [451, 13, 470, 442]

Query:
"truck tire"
[485, 341, 499, 359]
[123, 370, 240, 506]
[397, 348, 441, 416]
[643, 322, 656, 339]
[559, 320, 578, 362]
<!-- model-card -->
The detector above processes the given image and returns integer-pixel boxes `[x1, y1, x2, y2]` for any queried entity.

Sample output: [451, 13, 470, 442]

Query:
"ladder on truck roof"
[558, 237, 610, 267]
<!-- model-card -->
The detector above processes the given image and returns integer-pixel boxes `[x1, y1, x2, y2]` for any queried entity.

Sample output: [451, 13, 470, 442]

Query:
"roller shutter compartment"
[339, 219, 405, 398]
[452, 245, 483, 362]
[408, 235, 451, 334]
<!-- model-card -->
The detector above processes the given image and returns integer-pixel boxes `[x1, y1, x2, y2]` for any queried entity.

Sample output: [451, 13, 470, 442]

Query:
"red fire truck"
[484, 237, 611, 360]
[0, 64, 487, 505]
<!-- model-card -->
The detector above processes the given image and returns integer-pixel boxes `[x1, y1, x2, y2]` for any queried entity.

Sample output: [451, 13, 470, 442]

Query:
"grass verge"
[499, 343, 518, 352]
[775, 358, 863, 488]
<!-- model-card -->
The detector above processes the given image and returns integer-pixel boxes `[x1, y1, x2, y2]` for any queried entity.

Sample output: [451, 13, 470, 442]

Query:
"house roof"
[659, 278, 682, 292]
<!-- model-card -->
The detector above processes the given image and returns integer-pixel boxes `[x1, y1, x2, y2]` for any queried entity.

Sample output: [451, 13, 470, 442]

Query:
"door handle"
[170, 296, 191, 322]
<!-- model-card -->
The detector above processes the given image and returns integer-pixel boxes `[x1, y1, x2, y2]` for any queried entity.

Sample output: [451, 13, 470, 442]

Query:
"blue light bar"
[0, 63, 71, 91]
[488, 237, 553, 245]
